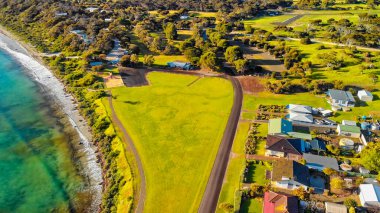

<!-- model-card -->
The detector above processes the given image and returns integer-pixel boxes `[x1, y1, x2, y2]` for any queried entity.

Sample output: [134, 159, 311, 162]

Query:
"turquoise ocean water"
[0, 49, 91, 212]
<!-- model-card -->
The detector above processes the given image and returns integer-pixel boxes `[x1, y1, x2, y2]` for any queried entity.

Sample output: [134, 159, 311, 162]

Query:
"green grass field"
[243, 15, 296, 31]
[153, 55, 188, 66]
[107, 72, 234, 212]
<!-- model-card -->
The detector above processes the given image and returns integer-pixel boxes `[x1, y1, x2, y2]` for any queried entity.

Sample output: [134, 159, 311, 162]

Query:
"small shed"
[342, 120, 357, 126]
[339, 138, 355, 149]
[358, 90, 373, 102]
[359, 167, 370, 175]
[321, 110, 333, 117]
[325, 202, 347, 213]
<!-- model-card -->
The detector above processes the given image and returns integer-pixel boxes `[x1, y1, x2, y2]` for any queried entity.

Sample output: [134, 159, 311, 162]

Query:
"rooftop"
[266, 135, 306, 155]
[264, 191, 299, 213]
[325, 202, 347, 213]
[338, 124, 361, 134]
[328, 89, 355, 102]
[268, 118, 293, 135]
[360, 184, 380, 202]
[272, 160, 310, 186]
[287, 104, 312, 114]
[303, 153, 339, 171]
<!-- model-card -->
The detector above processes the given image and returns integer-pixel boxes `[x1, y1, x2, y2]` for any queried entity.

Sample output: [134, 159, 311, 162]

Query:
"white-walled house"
[358, 90, 373, 102]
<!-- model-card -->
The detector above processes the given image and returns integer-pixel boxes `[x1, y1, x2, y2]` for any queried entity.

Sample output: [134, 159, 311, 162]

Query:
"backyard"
[106, 72, 234, 212]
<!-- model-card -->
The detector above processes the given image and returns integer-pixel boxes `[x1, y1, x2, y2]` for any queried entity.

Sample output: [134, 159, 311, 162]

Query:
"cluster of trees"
[266, 79, 344, 94]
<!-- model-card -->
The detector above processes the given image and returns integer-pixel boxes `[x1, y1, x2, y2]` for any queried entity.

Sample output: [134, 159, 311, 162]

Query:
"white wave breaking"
[0, 36, 102, 212]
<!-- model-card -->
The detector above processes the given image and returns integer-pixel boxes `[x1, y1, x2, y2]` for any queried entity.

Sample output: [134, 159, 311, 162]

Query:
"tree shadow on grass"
[124, 100, 141, 105]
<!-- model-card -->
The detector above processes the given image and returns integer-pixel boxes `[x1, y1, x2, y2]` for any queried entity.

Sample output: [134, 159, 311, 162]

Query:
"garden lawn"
[108, 72, 234, 213]
[244, 162, 271, 185]
[240, 198, 263, 213]
[217, 122, 250, 213]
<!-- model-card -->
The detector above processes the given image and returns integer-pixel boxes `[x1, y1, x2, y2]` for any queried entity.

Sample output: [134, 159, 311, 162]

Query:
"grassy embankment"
[105, 72, 234, 212]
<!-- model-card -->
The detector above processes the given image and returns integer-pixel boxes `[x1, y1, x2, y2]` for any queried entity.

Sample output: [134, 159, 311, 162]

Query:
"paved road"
[107, 94, 146, 213]
[198, 76, 243, 213]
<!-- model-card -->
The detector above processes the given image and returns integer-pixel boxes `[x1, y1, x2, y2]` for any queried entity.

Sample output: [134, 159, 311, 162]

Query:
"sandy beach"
[0, 27, 103, 212]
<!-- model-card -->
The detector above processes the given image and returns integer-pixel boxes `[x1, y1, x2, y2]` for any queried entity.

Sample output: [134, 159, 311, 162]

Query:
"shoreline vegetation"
[0, 24, 134, 212]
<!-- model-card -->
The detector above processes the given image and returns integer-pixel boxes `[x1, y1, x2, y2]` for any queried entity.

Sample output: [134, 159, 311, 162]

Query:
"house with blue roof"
[268, 118, 293, 136]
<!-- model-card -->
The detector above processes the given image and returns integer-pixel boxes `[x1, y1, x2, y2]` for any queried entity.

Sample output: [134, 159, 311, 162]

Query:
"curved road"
[198, 76, 243, 213]
[107, 94, 146, 213]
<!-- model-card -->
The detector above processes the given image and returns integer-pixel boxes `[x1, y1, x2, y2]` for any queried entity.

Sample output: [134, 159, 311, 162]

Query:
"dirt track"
[198, 76, 243, 213]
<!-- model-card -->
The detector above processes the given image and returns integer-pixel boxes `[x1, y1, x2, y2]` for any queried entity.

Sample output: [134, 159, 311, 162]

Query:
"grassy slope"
[109, 72, 233, 212]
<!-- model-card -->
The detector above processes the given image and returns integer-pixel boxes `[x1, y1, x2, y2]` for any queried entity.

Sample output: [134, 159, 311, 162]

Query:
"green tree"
[323, 168, 337, 176]
[330, 177, 345, 191]
[224, 46, 243, 63]
[200, 52, 219, 71]
[344, 198, 357, 208]
[131, 54, 139, 66]
[120, 55, 131, 67]
[361, 142, 380, 172]
[234, 59, 249, 74]
[143, 55, 155, 67]
[164, 22, 177, 40]
[292, 187, 309, 200]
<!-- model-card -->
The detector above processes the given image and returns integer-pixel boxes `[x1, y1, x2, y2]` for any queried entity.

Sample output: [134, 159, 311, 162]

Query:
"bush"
[344, 198, 357, 208]
[300, 37, 312, 45]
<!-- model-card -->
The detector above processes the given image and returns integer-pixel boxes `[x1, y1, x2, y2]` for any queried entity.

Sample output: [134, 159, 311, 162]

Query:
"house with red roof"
[263, 191, 299, 213]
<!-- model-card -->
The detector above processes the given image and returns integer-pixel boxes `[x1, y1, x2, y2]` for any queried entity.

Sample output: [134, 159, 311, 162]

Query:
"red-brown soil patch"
[237, 76, 265, 94]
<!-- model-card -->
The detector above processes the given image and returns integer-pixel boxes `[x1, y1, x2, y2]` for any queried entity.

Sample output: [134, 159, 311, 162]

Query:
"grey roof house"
[303, 153, 339, 171]
[327, 89, 356, 107]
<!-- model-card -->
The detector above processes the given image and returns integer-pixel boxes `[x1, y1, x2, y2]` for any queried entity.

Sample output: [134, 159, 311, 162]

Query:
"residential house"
[263, 191, 299, 213]
[310, 139, 326, 155]
[303, 153, 339, 171]
[327, 89, 356, 107]
[337, 124, 361, 138]
[358, 90, 373, 102]
[325, 202, 347, 213]
[55, 12, 68, 17]
[287, 104, 312, 114]
[359, 184, 380, 208]
[268, 118, 293, 136]
[167, 61, 192, 70]
[265, 135, 307, 161]
[270, 160, 310, 190]
[287, 112, 313, 123]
